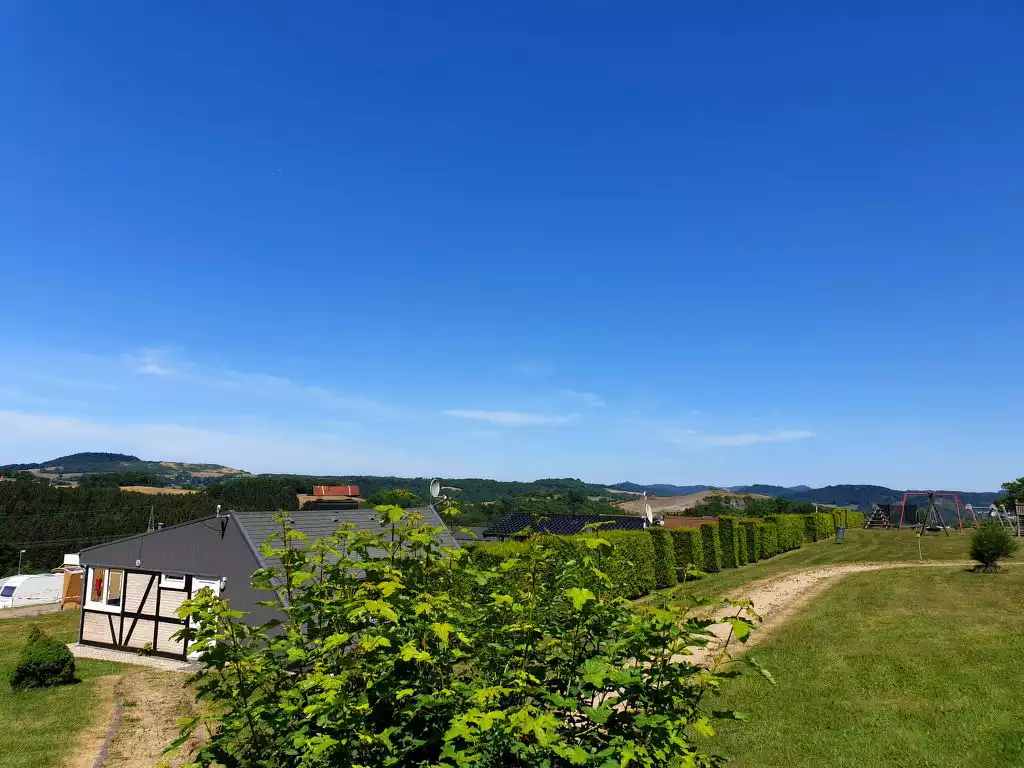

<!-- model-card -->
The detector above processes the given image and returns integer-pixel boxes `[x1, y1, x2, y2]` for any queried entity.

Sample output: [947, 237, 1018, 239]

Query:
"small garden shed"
[77, 506, 456, 659]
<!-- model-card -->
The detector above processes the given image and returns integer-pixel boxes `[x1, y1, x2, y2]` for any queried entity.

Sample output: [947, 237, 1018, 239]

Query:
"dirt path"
[63, 668, 198, 768]
[682, 561, 968, 666]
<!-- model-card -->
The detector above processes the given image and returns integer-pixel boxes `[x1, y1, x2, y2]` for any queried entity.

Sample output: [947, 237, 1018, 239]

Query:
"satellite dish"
[429, 479, 441, 499]
[644, 502, 654, 524]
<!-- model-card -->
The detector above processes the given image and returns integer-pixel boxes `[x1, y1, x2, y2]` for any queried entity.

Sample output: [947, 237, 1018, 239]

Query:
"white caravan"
[0, 574, 63, 609]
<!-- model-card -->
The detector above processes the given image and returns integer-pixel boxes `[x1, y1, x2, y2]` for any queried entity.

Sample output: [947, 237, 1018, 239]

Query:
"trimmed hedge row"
[831, 509, 866, 528]
[767, 514, 806, 552]
[758, 521, 779, 559]
[472, 509, 860, 602]
[803, 512, 835, 542]
[648, 528, 677, 589]
[670, 528, 703, 575]
[739, 521, 761, 564]
[718, 517, 743, 569]
[700, 522, 723, 573]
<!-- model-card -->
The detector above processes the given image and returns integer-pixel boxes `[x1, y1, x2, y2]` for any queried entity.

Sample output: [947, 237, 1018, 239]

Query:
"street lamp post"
[17, 549, 26, 575]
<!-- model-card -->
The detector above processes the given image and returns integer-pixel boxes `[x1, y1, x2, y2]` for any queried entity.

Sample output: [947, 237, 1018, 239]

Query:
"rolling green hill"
[0, 452, 250, 486]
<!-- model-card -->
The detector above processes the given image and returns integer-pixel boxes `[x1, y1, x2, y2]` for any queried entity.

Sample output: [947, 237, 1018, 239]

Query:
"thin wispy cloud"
[560, 389, 607, 407]
[698, 429, 816, 447]
[443, 409, 578, 426]
[119, 347, 395, 417]
[653, 424, 816, 448]
[124, 348, 178, 376]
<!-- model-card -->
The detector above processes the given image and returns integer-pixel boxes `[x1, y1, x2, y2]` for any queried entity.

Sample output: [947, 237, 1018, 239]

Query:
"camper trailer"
[0, 573, 63, 609]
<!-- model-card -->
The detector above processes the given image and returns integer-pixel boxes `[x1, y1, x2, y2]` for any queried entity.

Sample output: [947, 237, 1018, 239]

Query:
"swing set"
[895, 491, 977, 534]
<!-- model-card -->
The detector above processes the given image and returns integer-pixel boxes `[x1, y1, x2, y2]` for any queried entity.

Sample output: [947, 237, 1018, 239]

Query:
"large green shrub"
[718, 517, 743, 568]
[700, 522, 723, 573]
[739, 521, 761, 564]
[9, 626, 76, 691]
[670, 528, 704, 575]
[474, 530, 658, 600]
[829, 509, 865, 529]
[803, 513, 834, 542]
[170, 507, 761, 768]
[647, 528, 678, 589]
[970, 522, 1018, 570]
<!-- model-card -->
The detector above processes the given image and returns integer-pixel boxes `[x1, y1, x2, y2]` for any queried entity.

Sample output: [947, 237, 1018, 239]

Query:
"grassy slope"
[671, 527, 972, 600]
[706, 566, 1024, 767]
[0, 611, 125, 768]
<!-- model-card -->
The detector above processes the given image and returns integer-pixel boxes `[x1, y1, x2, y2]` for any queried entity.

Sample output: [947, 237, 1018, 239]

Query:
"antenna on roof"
[640, 492, 653, 529]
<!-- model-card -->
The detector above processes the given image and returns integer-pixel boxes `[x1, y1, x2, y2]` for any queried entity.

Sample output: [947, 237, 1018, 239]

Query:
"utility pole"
[17, 549, 26, 575]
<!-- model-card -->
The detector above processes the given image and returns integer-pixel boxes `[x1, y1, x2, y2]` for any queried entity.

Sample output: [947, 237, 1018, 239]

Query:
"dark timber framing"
[79, 566, 191, 661]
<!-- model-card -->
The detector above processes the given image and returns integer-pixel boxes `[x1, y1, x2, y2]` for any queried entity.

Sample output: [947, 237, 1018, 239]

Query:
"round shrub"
[970, 523, 1018, 571]
[9, 626, 76, 691]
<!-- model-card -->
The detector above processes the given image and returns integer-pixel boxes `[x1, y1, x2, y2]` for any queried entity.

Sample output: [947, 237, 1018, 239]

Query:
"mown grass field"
[672, 527, 973, 600]
[706, 566, 1024, 768]
[0, 610, 125, 768]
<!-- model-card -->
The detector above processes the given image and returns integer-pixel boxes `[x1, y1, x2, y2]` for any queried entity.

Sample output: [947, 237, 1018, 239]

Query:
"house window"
[161, 573, 186, 589]
[86, 567, 125, 612]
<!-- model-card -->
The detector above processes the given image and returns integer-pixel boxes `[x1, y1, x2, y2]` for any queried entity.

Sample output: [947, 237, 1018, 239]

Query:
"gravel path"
[68, 642, 198, 672]
[680, 561, 969, 666]
[0, 603, 62, 620]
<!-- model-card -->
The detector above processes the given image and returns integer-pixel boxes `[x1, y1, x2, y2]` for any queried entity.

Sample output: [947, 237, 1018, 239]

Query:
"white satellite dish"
[644, 502, 654, 524]
[429, 479, 441, 499]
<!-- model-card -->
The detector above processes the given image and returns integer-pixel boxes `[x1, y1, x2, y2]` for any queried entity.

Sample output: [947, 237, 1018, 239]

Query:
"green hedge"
[739, 521, 761, 564]
[757, 521, 779, 559]
[831, 509, 866, 528]
[700, 522, 723, 573]
[670, 528, 704, 576]
[647, 528, 678, 589]
[718, 516, 744, 568]
[804, 513, 835, 542]
[766, 515, 805, 552]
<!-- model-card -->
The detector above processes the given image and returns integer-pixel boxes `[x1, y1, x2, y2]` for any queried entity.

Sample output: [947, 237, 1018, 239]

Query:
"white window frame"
[161, 573, 187, 589]
[85, 567, 125, 613]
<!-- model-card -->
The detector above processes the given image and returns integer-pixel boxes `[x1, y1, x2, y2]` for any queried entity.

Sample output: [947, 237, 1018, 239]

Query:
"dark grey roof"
[232, 506, 458, 575]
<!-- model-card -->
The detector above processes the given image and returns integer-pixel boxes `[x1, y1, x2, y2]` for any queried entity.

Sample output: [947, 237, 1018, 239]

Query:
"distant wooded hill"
[607, 482, 1003, 509]
[0, 452, 250, 486]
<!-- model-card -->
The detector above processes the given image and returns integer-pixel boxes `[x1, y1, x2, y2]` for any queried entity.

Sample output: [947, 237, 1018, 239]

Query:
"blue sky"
[2, 2, 1022, 490]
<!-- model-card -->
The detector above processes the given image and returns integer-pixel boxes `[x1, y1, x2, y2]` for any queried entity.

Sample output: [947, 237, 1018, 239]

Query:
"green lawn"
[705, 567, 1024, 768]
[671, 527, 973, 600]
[0, 611, 126, 768]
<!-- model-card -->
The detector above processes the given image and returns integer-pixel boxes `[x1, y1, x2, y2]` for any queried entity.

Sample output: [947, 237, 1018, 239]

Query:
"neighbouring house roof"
[481, 513, 646, 539]
[452, 526, 488, 542]
[232, 506, 458, 575]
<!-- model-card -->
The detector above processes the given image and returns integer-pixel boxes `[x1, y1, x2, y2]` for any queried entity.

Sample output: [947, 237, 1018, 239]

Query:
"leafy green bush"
[473, 530, 657, 600]
[803, 513, 834, 542]
[970, 522, 1018, 570]
[170, 506, 763, 767]
[829, 509, 866, 529]
[739, 521, 761, 564]
[700, 522, 723, 573]
[670, 528, 704, 576]
[9, 626, 76, 691]
[766, 515, 804, 552]
[757, 521, 778, 559]
[601, 531, 658, 598]
[647, 528, 677, 589]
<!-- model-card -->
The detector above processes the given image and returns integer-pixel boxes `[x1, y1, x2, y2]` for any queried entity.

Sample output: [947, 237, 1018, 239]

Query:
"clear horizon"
[3, 3, 1021, 491]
